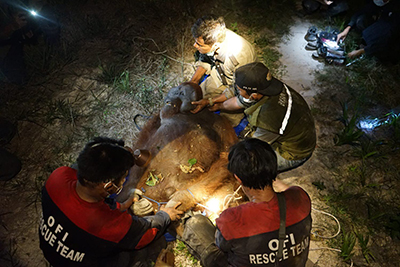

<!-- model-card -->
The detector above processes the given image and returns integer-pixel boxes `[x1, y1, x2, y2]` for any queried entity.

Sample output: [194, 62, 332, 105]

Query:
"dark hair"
[191, 15, 226, 45]
[228, 138, 277, 189]
[77, 137, 134, 185]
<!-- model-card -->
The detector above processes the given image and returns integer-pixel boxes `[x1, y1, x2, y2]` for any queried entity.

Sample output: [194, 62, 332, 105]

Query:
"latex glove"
[131, 198, 154, 216]
[131, 188, 143, 201]
[129, 188, 154, 216]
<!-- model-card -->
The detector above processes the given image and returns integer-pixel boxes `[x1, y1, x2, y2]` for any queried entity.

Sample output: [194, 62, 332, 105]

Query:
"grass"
[235, 0, 297, 37]
[114, 71, 132, 93]
[312, 181, 326, 191]
[2, 0, 400, 266]
[313, 6, 400, 248]
[24, 39, 78, 81]
[261, 47, 283, 76]
[380, 111, 400, 142]
[45, 99, 80, 126]
[334, 102, 364, 146]
[340, 231, 356, 262]
[356, 232, 375, 264]
[132, 76, 164, 112]
[314, 34, 400, 267]
[174, 241, 200, 265]
[98, 63, 125, 85]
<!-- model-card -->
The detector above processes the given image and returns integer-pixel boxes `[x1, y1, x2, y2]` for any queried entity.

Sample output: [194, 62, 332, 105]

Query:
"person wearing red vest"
[181, 138, 312, 267]
[39, 137, 183, 266]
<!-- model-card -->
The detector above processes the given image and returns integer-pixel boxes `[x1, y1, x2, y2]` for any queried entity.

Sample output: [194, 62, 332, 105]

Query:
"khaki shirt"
[197, 29, 258, 98]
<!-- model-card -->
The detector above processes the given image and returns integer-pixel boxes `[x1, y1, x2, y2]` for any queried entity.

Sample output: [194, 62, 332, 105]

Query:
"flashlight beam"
[196, 203, 215, 212]
[187, 189, 220, 213]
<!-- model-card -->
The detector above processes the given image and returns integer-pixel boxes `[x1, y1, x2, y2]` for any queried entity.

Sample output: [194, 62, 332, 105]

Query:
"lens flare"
[205, 198, 221, 214]
[30, 10, 38, 16]
[358, 118, 380, 131]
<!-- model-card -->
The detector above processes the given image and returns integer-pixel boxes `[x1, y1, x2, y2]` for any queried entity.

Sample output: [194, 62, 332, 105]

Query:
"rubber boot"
[182, 215, 228, 267]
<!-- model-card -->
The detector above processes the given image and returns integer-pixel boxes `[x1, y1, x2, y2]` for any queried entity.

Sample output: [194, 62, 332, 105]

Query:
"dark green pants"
[182, 215, 228, 267]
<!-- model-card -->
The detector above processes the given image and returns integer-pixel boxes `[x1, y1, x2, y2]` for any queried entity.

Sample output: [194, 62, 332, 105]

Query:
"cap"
[235, 62, 283, 96]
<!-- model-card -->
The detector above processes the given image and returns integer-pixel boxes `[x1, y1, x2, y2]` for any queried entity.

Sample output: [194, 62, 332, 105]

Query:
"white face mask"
[206, 43, 220, 56]
[373, 0, 389, 7]
[241, 95, 258, 104]
[206, 50, 215, 56]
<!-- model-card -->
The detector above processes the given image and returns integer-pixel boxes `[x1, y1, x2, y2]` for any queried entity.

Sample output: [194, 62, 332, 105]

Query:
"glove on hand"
[131, 188, 143, 200]
[132, 199, 154, 216]
[129, 189, 154, 216]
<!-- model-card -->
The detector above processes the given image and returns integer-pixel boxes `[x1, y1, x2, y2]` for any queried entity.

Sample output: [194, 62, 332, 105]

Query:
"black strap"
[275, 193, 286, 266]
[214, 59, 228, 85]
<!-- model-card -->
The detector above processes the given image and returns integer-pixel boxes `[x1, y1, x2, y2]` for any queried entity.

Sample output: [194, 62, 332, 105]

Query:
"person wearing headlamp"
[39, 137, 183, 266]
[190, 15, 257, 126]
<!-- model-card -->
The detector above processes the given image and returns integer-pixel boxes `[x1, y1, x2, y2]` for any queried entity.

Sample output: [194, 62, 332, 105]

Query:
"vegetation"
[311, 3, 400, 265]
[1, 0, 400, 266]
[356, 232, 375, 264]
[174, 241, 200, 265]
[340, 231, 356, 262]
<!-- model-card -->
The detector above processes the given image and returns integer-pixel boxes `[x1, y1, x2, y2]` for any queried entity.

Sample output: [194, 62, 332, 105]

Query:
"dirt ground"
[1, 1, 399, 266]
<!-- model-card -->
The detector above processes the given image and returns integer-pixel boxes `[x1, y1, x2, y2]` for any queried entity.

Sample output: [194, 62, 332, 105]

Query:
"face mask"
[241, 95, 258, 104]
[373, 0, 389, 7]
[206, 50, 216, 56]
[206, 43, 220, 56]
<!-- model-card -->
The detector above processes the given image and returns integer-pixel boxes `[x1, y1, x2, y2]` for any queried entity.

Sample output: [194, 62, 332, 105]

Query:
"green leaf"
[188, 158, 197, 167]
[145, 172, 158, 186]
[145, 178, 155, 186]
[312, 181, 326, 190]
[363, 151, 378, 159]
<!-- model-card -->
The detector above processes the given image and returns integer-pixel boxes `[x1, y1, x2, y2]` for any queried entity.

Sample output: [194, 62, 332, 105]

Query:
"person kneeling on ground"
[336, 0, 400, 61]
[301, 0, 348, 18]
[39, 137, 183, 267]
[180, 138, 312, 267]
[192, 62, 316, 172]
[189, 15, 257, 127]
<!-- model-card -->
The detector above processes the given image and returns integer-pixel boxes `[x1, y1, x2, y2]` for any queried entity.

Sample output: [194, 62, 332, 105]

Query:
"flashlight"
[30, 10, 38, 16]
[205, 198, 221, 214]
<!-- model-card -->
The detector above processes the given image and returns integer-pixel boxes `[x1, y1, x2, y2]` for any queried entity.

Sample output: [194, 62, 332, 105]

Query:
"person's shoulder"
[225, 29, 238, 38]
[285, 185, 309, 195]
[48, 166, 77, 183]
[225, 29, 255, 51]
[284, 186, 311, 205]
[51, 166, 76, 176]
[225, 29, 252, 45]
[217, 202, 255, 225]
